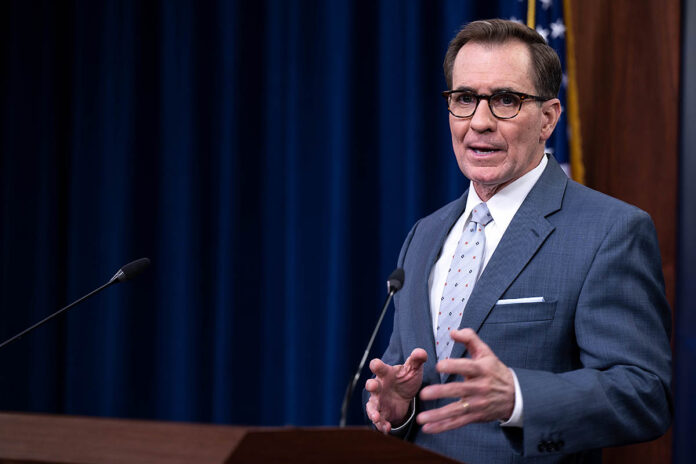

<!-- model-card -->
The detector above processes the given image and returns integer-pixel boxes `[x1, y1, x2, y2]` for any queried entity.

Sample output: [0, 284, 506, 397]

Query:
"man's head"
[443, 19, 562, 201]
[444, 19, 561, 98]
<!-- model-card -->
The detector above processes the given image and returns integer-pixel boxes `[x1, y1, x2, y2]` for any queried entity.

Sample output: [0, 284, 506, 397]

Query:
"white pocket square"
[496, 297, 545, 305]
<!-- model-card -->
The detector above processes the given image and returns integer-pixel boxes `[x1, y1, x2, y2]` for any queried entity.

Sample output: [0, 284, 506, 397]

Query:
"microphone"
[0, 258, 151, 351]
[386, 268, 405, 293]
[109, 257, 151, 283]
[339, 268, 405, 427]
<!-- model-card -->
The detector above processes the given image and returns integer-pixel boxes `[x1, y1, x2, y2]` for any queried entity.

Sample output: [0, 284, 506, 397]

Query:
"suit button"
[558, 440, 564, 449]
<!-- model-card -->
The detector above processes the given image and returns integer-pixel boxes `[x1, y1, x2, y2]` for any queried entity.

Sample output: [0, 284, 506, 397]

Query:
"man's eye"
[496, 93, 518, 106]
[455, 93, 476, 104]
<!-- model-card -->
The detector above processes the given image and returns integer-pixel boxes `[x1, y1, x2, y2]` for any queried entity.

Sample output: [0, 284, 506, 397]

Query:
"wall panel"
[571, 1, 680, 462]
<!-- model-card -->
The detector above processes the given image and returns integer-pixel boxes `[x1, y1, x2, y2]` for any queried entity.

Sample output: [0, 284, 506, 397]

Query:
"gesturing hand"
[365, 348, 428, 433]
[416, 328, 515, 434]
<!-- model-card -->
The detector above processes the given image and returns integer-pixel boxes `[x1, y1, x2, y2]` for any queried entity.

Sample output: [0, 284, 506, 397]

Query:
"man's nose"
[469, 100, 497, 132]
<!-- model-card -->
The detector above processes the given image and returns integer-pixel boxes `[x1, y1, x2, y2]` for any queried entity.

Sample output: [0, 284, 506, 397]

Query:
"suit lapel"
[447, 156, 568, 369]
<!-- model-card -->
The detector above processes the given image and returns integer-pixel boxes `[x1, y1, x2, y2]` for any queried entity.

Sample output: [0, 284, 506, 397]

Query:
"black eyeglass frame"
[441, 89, 551, 120]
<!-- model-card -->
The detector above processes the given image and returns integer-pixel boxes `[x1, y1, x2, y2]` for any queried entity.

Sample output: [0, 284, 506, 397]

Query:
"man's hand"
[365, 348, 427, 433]
[416, 328, 514, 434]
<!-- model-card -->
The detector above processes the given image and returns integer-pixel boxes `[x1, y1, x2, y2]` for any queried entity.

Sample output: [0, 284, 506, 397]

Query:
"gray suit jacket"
[381, 156, 672, 463]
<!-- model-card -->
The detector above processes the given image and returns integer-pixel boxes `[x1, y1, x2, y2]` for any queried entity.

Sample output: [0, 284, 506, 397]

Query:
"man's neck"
[472, 183, 503, 202]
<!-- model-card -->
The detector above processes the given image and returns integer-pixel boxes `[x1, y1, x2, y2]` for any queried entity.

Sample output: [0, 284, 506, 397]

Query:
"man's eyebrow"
[452, 86, 520, 93]
[491, 86, 518, 93]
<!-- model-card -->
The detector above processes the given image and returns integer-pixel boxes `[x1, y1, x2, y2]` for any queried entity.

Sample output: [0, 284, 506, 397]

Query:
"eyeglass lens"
[448, 92, 521, 119]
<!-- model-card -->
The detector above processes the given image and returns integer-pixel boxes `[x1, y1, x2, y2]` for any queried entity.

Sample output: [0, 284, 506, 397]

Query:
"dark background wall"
[676, 0, 696, 463]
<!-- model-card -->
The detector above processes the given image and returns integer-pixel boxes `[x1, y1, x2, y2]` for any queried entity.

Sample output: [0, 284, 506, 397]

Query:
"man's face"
[449, 40, 560, 200]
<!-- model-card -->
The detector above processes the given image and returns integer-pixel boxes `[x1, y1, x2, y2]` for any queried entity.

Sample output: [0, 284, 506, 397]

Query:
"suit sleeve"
[507, 209, 672, 456]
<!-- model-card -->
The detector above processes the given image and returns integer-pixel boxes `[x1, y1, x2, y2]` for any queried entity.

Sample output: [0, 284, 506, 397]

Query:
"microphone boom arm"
[0, 258, 150, 351]
[339, 288, 397, 427]
[0, 280, 116, 350]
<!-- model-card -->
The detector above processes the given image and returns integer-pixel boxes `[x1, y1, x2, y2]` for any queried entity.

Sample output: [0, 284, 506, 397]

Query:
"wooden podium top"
[0, 412, 461, 464]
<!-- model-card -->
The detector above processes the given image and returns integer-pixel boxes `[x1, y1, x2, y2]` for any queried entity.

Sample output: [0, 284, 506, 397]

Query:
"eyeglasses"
[441, 90, 550, 119]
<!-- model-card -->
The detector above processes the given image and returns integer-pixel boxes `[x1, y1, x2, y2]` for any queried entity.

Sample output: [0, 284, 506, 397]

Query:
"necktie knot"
[471, 203, 493, 227]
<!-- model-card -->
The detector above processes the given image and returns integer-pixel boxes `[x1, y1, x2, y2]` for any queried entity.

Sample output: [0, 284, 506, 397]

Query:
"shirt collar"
[463, 154, 548, 228]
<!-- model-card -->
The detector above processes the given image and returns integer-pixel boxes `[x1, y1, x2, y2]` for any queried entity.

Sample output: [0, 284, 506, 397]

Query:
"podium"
[0, 412, 461, 463]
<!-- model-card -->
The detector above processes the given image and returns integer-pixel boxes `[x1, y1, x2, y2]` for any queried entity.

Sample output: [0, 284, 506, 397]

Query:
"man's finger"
[377, 420, 391, 434]
[435, 357, 481, 378]
[365, 377, 382, 394]
[450, 328, 492, 359]
[366, 398, 381, 420]
[416, 398, 472, 426]
[366, 397, 393, 434]
[404, 348, 428, 369]
[420, 380, 485, 403]
[419, 381, 469, 401]
[369, 358, 391, 377]
[421, 412, 475, 434]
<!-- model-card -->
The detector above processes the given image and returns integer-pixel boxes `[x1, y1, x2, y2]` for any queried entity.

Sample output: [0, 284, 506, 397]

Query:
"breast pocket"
[485, 300, 557, 324]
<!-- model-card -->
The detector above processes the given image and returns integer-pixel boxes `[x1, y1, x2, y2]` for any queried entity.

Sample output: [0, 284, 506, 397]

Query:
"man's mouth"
[468, 145, 502, 154]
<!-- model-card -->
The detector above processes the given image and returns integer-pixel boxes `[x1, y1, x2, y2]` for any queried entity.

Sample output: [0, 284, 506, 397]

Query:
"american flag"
[499, 0, 582, 181]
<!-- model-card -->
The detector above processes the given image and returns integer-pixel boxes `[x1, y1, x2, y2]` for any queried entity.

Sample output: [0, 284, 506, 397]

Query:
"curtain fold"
[1, 0, 544, 427]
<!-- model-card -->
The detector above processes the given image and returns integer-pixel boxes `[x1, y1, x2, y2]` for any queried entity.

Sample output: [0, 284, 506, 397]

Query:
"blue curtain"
[0, 0, 588, 428]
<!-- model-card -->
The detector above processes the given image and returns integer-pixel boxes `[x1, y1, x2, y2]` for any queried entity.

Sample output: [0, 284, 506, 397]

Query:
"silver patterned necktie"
[435, 202, 493, 367]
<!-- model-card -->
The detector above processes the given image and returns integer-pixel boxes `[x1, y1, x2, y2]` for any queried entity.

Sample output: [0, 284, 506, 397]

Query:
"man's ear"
[539, 98, 562, 142]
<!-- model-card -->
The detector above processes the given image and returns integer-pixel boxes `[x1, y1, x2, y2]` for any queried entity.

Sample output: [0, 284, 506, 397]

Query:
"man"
[364, 19, 672, 463]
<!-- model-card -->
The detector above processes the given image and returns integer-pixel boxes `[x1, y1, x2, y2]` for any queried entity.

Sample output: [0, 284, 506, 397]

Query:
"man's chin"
[460, 167, 509, 186]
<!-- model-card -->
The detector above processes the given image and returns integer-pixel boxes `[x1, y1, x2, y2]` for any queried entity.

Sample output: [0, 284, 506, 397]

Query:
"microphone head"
[111, 258, 151, 283]
[386, 268, 405, 293]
